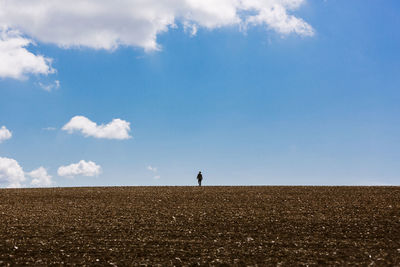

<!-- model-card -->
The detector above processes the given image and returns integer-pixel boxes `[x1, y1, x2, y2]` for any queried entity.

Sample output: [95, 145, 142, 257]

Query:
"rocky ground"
[0, 186, 399, 265]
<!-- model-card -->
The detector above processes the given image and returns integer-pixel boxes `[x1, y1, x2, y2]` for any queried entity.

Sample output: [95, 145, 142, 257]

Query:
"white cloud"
[147, 165, 157, 172]
[147, 165, 160, 179]
[0, 126, 12, 143]
[243, 1, 314, 36]
[0, 156, 53, 188]
[0, 157, 25, 188]
[0, 0, 314, 52]
[0, 27, 54, 79]
[28, 166, 53, 187]
[38, 80, 60, 92]
[57, 160, 101, 178]
[43, 127, 56, 131]
[62, 116, 132, 140]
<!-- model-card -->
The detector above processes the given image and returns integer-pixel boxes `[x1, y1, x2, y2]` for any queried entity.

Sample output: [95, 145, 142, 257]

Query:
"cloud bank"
[58, 160, 102, 178]
[62, 116, 132, 140]
[0, 157, 25, 188]
[0, 0, 313, 79]
[0, 126, 12, 143]
[0, 28, 54, 79]
[0, 0, 313, 52]
[28, 167, 53, 187]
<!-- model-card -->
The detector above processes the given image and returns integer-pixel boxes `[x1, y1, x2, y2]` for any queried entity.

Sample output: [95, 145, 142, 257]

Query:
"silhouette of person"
[197, 171, 203, 186]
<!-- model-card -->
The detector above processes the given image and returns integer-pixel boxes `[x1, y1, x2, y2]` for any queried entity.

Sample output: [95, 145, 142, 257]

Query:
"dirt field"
[0, 186, 399, 265]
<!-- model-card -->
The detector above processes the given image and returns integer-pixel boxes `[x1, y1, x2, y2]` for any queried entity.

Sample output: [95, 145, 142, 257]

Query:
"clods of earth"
[0, 186, 399, 265]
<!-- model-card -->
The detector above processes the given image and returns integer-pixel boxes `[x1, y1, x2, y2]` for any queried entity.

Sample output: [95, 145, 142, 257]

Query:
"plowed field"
[0, 186, 399, 265]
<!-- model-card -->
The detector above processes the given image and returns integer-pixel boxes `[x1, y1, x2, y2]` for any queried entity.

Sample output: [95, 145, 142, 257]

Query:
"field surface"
[0, 186, 399, 265]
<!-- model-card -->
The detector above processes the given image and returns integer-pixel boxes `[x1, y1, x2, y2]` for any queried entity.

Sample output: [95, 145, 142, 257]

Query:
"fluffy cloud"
[0, 126, 12, 143]
[244, 1, 314, 36]
[0, 0, 313, 52]
[58, 160, 101, 178]
[0, 156, 25, 188]
[62, 116, 132, 140]
[28, 167, 53, 187]
[0, 27, 54, 79]
[0, 157, 54, 188]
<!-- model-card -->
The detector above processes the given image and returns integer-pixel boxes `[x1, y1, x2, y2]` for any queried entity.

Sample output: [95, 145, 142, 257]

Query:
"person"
[197, 171, 203, 186]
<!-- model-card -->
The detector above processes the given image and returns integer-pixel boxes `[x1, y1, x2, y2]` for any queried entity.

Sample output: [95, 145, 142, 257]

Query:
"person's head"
[199, 171, 201, 174]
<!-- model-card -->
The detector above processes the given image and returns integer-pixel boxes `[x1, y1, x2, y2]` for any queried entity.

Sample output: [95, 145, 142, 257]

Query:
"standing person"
[197, 171, 203, 186]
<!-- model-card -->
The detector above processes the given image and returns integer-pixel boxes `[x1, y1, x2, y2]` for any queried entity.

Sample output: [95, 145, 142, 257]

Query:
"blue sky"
[0, 0, 399, 187]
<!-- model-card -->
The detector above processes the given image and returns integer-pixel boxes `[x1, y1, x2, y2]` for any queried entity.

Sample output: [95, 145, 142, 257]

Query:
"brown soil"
[0, 186, 399, 265]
